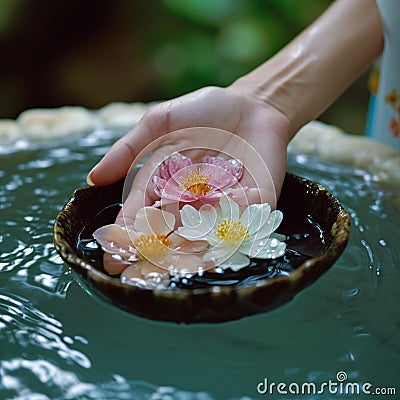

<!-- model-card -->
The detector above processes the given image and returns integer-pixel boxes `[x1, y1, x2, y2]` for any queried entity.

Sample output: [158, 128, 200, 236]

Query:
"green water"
[1, 130, 399, 400]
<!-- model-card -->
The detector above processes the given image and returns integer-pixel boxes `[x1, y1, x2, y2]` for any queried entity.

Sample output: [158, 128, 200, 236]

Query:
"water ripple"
[0, 130, 399, 399]
[0, 293, 91, 370]
[0, 363, 218, 400]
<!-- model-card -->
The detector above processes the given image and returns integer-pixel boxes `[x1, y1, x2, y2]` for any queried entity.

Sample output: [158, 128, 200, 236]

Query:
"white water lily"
[178, 196, 286, 271]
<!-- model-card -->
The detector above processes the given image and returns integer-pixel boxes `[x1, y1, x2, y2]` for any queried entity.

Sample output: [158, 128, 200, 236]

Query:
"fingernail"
[86, 165, 97, 186]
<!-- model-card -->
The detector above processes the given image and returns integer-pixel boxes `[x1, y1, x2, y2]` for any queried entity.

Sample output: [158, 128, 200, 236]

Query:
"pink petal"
[154, 156, 243, 205]
[224, 187, 250, 209]
[138, 260, 168, 275]
[199, 164, 239, 190]
[120, 264, 143, 280]
[170, 254, 206, 275]
[163, 164, 237, 202]
[169, 232, 210, 254]
[160, 152, 193, 180]
[93, 224, 138, 256]
[153, 193, 198, 209]
[201, 156, 243, 180]
[121, 261, 171, 289]
[103, 252, 130, 275]
[159, 178, 186, 199]
[121, 261, 168, 279]
[168, 164, 194, 186]
[158, 174, 208, 203]
[152, 176, 167, 198]
[197, 191, 223, 203]
[134, 207, 175, 235]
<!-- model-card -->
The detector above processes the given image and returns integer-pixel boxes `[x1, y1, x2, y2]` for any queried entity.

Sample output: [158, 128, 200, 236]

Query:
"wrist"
[229, 44, 316, 135]
[230, 0, 383, 137]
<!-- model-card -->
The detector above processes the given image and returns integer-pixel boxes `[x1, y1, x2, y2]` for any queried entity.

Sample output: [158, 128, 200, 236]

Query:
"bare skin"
[87, 0, 383, 223]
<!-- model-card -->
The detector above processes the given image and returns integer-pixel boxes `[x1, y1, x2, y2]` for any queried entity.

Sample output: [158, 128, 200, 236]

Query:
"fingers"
[89, 87, 289, 234]
[114, 124, 284, 227]
[87, 87, 244, 186]
[117, 168, 158, 226]
[87, 106, 167, 186]
[114, 143, 180, 225]
[87, 139, 139, 186]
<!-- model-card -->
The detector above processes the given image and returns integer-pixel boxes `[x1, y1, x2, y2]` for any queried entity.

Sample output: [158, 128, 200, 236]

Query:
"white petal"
[205, 233, 220, 247]
[180, 204, 201, 228]
[271, 232, 287, 242]
[198, 204, 218, 234]
[134, 207, 175, 235]
[178, 204, 218, 241]
[218, 252, 250, 271]
[202, 244, 232, 263]
[177, 226, 208, 241]
[241, 236, 286, 259]
[202, 239, 245, 264]
[240, 203, 271, 235]
[249, 209, 284, 241]
[256, 240, 286, 259]
[219, 195, 240, 221]
[269, 210, 284, 233]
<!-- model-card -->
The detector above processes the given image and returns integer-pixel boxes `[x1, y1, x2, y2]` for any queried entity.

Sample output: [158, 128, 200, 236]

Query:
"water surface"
[1, 130, 399, 399]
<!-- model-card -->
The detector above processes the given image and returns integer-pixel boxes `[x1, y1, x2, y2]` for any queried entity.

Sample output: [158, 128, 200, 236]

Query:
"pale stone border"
[1, 103, 399, 186]
[288, 120, 400, 186]
[0, 103, 149, 145]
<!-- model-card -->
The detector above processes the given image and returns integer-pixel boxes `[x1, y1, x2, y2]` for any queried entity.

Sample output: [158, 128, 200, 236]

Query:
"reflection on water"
[0, 130, 399, 399]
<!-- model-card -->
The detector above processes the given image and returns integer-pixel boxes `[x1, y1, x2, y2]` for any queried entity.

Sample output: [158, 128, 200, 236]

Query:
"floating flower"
[178, 196, 286, 271]
[93, 207, 208, 288]
[153, 152, 244, 206]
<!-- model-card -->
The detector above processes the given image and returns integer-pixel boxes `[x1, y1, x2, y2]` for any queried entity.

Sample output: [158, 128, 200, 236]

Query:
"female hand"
[87, 0, 384, 225]
[88, 85, 293, 224]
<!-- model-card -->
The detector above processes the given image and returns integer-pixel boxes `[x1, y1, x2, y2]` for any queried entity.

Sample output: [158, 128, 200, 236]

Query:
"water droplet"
[270, 238, 278, 248]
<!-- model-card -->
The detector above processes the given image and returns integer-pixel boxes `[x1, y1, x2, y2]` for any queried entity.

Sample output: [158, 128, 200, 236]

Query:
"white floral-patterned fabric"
[366, 0, 400, 149]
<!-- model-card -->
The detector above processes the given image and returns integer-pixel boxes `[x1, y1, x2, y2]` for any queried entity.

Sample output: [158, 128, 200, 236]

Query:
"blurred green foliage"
[152, 0, 332, 96]
[0, 0, 370, 132]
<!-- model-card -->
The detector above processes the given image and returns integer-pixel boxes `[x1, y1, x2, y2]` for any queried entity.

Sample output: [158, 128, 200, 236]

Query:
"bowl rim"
[53, 172, 351, 298]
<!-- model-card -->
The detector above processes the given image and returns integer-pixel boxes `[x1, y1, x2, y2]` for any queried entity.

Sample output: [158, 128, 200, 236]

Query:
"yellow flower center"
[215, 219, 249, 244]
[133, 234, 171, 260]
[179, 169, 212, 197]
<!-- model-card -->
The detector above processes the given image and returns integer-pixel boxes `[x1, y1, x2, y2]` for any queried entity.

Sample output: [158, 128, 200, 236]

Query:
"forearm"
[230, 0, 384, 141]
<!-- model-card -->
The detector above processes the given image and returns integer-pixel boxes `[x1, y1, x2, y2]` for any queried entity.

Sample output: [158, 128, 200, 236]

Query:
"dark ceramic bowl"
[53, 173, 350, 323]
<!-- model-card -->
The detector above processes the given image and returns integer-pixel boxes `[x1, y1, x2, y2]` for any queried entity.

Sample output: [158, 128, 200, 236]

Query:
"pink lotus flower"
[93, 206, 210, 288]
[153, 152, 244, 206]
